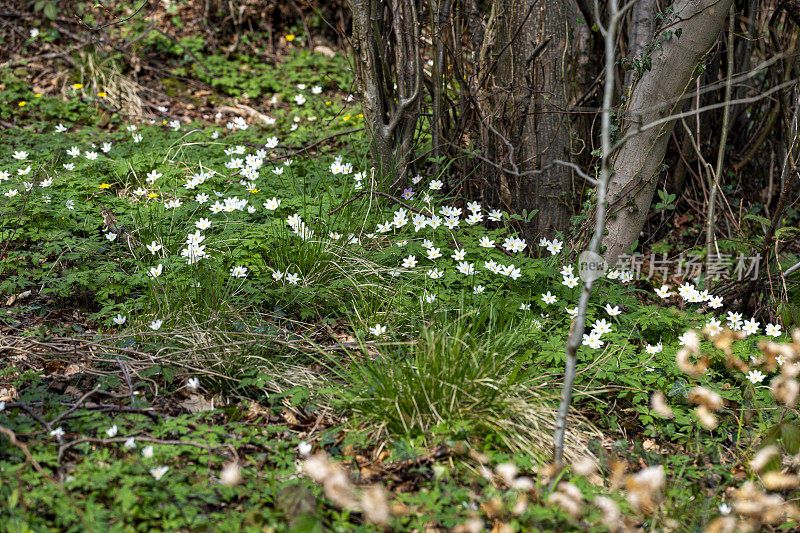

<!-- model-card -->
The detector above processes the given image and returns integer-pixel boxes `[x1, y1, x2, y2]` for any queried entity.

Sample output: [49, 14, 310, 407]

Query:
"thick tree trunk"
[350, 0, 421, 188]
[602, 0, 735, 262]
[487, 0, 578, 243]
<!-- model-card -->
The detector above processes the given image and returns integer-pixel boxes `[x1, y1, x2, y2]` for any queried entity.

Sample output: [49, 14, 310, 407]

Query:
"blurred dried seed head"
[695, 405, 719, 430]
[511, 476, 534, 491]
[547, 492, 582, 519]
[689, 387, 723, 411]
[557, 481, 583, 503]
[220, 462, 241, 486]
[713, 329, 745, 355]
[512, 493, 528, 516]
[625, 466, 665, 515]
[494, 462, 518, 486]
[704, 516, 741, 533]
[750, 445, 779, 474]
[771, 374, 799, 407]
[594, 496, 621, 533]
[651, 391, 674, 418]
[761, 471, 800, 491]
[609, 460, 628, 490]
[361, 485, 390, 527]
[676, 348, 709, 377]
[572, 455, 598, 477]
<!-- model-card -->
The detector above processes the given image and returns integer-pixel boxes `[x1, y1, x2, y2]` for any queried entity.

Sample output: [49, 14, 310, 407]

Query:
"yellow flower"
[98, 183, 111, 189]
[285, 34, 295, 42]
[73, 83, 83, 89]
[357, 113, 363, 118]
[343, 114, 351, 121]
[18, 101, 26, 107]
[250, 189, 260, 194]
[148, 192, 158, 198]
[162, 120, 167, 125]
[325, 101, 332, 106]
[34, 93, 42, 98]
[97, 92, 107, 97]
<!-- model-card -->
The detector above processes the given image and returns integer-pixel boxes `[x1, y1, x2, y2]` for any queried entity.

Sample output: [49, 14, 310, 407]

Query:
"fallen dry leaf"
[0, 386, 18, 402]
[244, 401, 269, 421]
[180, 394, 214, 413]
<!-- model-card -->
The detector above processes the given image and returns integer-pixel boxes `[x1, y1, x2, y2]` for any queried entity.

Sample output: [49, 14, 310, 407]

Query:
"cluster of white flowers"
[287, 213, 313, 240]
[185, 171, 212, 190]
[538, 238, 564, 256]
[484, 259, 522, 280]
[658, 281, 784, 342]
[272, 269, 301, 285]
[181, 230, 208, 265]
[226, 116, 248, 131]
[581, 318, 615, 349]
[330, 156, 353, 175]
[210, 196, 249, 214]
[6, 110, 793, 416]
[230, 265, 248, 278]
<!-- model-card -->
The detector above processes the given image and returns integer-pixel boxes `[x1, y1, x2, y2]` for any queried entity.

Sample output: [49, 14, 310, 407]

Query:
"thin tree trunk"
[706, 7, 735, 262]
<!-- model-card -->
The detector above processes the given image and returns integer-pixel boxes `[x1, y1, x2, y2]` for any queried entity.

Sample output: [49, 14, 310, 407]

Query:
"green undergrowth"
[1, 39, 799, 531]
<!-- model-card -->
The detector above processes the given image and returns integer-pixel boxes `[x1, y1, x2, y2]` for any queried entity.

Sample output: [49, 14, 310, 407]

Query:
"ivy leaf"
[669, 379, 690, 398]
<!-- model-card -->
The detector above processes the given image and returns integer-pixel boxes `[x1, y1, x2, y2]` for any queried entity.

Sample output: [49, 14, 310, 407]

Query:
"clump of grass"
[79, 51, 143, 118]
[330, 314, 601, 462]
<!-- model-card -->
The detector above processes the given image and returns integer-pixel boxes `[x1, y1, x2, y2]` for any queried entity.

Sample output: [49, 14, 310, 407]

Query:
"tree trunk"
[624, 0, 656, 89]
[485, 0, 578, 243]
[602, 0, 735, 262]
[350, 0, 422, 188]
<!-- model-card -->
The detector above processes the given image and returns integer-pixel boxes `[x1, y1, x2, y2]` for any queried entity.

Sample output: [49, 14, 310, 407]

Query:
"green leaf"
[9, 488, 19, 509]
[743, 213, 770, 229]
[161, 365, 177, 384]
[779, 303, 793, 328]
[668, 379, 690, 398]
[44, 2, 57, 20]
[776, 226, 800, 241]
[276, 484, 319, 530]
[781, 422, 800, 455]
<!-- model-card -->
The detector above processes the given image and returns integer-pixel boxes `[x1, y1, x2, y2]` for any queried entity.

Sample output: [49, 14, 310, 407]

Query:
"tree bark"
[624, 0, 656, 89]
[350, 0, 422, 188]
[602, 0, 735, 262]
[486, 0, 579, 243]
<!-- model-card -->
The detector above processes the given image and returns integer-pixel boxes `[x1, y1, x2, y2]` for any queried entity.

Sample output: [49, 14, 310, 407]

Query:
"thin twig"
[326, 190, 426, 216]
[553, 160, 598, 186]
[75, 0, 150, 31]
[784, 260, 800, 278]
[115, 356, 137, 406]
[706, 7, 736, 262]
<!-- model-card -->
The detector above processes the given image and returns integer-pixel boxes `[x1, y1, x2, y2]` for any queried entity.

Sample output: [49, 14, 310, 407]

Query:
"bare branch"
[553, 0, 620, 465]
[553, 160, 598, 186]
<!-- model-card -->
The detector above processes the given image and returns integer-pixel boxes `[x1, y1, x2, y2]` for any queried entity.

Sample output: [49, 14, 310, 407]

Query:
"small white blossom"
[369, 323, 387, 337]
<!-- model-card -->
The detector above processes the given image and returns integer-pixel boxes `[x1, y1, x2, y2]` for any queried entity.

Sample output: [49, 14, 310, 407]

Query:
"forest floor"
[2, 2, 800, 531]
